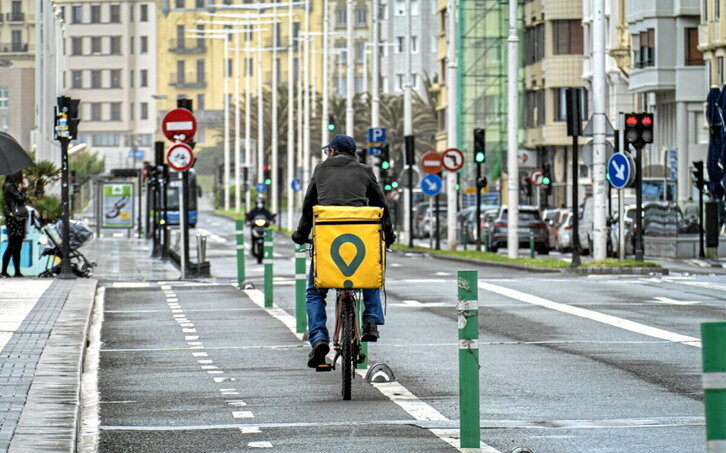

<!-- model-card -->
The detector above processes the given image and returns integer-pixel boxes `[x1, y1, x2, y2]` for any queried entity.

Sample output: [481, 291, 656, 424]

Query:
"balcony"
[0, 42, 29, 53]
[169, 72, 206, 88]
[168, 39, 206, 54]
[5, 12, 25, 22]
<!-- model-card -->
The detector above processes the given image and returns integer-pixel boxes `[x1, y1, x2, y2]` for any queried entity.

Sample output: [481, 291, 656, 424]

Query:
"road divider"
[295, 244, 307, 334]
[235, 220, 246, 286]
[457, 270, 480, 448]
[264, 228, 273, 307]
[702, 322, 726, 452]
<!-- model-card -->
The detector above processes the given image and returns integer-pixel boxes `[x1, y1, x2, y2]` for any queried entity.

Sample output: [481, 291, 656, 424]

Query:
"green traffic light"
[455, 183, 460, 190]
[541, 176, 551, 185]
[328, 123, 335, 131]
[384, 184, 392, 191]
[265, 178, 272, 185]
[391, 181, 399, 189]
[475, 152, 485, 163]
[381, 161, 391, 170]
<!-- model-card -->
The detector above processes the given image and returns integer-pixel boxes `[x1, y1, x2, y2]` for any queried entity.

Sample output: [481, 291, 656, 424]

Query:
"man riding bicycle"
[292, 134, 396, 368]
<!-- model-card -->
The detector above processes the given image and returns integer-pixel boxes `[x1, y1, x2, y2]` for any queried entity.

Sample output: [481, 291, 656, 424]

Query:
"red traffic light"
[625, 115, 639, 126]
[641, 115, 652, 126]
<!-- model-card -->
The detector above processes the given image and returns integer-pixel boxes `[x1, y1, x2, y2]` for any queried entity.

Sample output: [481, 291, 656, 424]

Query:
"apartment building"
[328, 0, 370, 98]
[59, 0, 158, 171]
[379, 0, 439, 97]
[627, 0, 706, 203]
[0, 0, 36, 151]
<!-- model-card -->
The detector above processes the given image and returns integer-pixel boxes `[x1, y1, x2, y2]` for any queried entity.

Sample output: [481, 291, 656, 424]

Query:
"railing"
[5, 12, 25, 22]
[0, 42, 29, 53]
[168, 72, 206, 88]
[168, 39, 206, 53]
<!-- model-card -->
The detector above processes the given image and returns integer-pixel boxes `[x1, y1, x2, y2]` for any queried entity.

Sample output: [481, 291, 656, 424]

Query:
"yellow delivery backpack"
[312, 205, 386, 289]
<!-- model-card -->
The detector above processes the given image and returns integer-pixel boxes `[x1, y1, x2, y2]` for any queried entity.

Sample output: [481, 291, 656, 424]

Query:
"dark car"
[487, 206, 549, 254]
[457, 204, 498, 243]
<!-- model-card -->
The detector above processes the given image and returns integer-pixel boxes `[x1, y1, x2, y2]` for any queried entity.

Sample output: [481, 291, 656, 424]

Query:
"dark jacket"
[292, 153, 396, 247]
[2, 182, 25, 218]
[246, 207, 274, 223]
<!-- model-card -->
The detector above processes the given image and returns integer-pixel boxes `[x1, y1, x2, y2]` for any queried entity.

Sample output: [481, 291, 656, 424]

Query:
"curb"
[393, 248, 669, 275]
[8, 279, 98, 452]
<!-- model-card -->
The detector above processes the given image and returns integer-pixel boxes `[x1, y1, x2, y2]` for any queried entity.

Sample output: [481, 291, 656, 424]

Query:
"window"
[397, 36, 405, 53]
[196, 59, 205, 82]
[197, 26, 205, 48]
[717, 0, 721, 20]
[90, 5, 101, 23]
[177, 61, 186, 83]
[336, 42, 347, 64]
[72, 5, 82, 23]
[140, 102, 148, 120]
[394, 0, 405, 16]
[411, 73, 418, 89]
[524, 23, 545, 64]
[129, 3, 134, 21]
[177, 24, 185, 47]
[226, 58, 233, 77]
[196, 0, 205, 7]
[411, 36, 418, 53]
[553, 87, 587, 122]
[719, 56, 724, 85]
[129, 102, 134, 120]
[175, 0, 185, 8]
[140, 36, 148, 53]
[110, 4, 120, 23]
[633, 28, 655, 68]
[0, 87, 8, 109]
[685, 28, 704, 66]
[197, 94, 205, 111]
[110, 70, 121, 88]
[552, 20, 583, 55]
[337, 9, 346, 26]
[92, 134, 121, 146]
[90, 103, 102, 121]
[246, 57, 253, 76]
[129, 36, 134, 54]
[110, 37, 121, 54]
[225, 25, 232, 42]
[396, 73, 405, 90]
[91, 37, 102, 54]
[525, 90, 545, 128]
[91, 70, 102, 88]
[355, 42, 365, 62]
[356, 8, 366, 25]
[140, 4, 148, 21]
[110, 103, 121, 121]
[72, 70, 83, 89]
[140, 69, 148, 87]
[72, 37, 83, 55]
[0, 115, 7, 132]
[10, 31, 21, 52]
[129, 70, 134, 87]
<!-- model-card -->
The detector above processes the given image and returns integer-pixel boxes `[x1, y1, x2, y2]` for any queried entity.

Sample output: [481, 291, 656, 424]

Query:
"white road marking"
[394, 278, 447, 283]
[649, 296, 699, 306]
[207, 370, 224, 375]
[201, 365, 218, 370]
[434, 272, 453, 276]
[187, 341, 202, 346]
[190, 345, 205, 349]
[227, 400, 247, 406]
[233, 411, 254, 418]
[192, 352, 208, 357]
[161, 285, 172, 290]
[172, 309, 183, 314]
[242, 285, 501, 453]
[240, 427, 262, 434]
[478, 281, 702, 348]
[173, 314, 185, 318]
[247, 441, 272, 448]
[219, 388, 236, 392]
[390, 263, 402, 267]
[214, 377, 231, 383]
[185, 336, 199, 341]
[183, 328, 197, 333]
[402, 300, 423, 306]
[111, 282, 151, 288]
[198, 360, 213, 364]
[195, 228, 228, 244]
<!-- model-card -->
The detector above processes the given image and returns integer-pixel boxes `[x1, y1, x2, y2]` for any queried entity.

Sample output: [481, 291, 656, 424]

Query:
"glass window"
[129, 70, 134, 87]
[92, 134, 121, 146]
[397, 36, 404, 53]
[91, 37, 102, 54]
[685, 28, 704, 66]
[411, 36, 418, 53]
[129, 3, 134, 21]
[411, 73, 417, 88]
[196, 0, 205, 7]
[337, 9, 346, 26]
[553, 87, 588, 122]
[90, 103, 102, 121]
[394, 0, 405, 16]
[552, 20, 583, 55]
[91, 70, 102, 88]
[110, 70, 121, 88]
[110, 102, 121, 121]
[72, 5, 82, 23]
[175, 0, 185, 8]
[72, 37, 83, 55]
[0, 87, 8, 109]
[356, 8, 366, 25]
[110, 4, 120, 23]
[197, 94, 205, 111]
[140, 4, 148, 21]
[110, 37, 121, 54]
[140, 36, 148, 53]
[355, 42, 365, 62]
[717, 0, 721, 20]
[130, 102, 134, 120]
[90, 5, 101, 23]
[129, 36, 134, 54]
[719, 56, 724, 85]
[140, 102, 148, 120]
[396, 73, 405, 90]
[197, 59, 205, 82]
[524, 23, 545, 64]
[634, 28, 655, 68]
[72, 71, 83, 89]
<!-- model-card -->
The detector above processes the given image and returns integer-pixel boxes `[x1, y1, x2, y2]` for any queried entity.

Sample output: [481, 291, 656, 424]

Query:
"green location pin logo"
[330, 234, 366, 288]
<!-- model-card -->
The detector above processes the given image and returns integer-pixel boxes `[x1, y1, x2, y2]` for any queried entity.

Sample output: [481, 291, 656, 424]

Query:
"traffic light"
[692, 161, 705, 190]
[263, 165, 272, 185]
[391, 180, 399, 189]
[68, 99, 80, 140]
[624, 112, 654, 149]
[327, 115, 336, 132]
[473, 128, 485, 163]
[379, 143, 391, 170]
[55, 96, 81, 141]
[541, 162, 552, 186]
[381, 174, 392, 191]
[476, 176, 488, 189]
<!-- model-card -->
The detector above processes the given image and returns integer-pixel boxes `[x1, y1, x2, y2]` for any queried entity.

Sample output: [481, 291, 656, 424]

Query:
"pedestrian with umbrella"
[0, 132, 35, 277]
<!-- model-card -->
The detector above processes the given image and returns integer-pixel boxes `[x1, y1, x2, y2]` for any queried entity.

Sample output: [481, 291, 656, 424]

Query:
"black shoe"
[361, 321, 379, 342]
[0, 272, 9, 278]
[13, 272, 23, 278]
[307, 340, 330, 368]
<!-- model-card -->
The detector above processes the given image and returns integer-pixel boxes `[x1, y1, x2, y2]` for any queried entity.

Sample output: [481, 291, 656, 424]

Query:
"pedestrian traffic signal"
[327, 115, 336, 132]
[263, 166, 272, 185]
[473, 128, 485, 163]
[624, 113, 654, 149]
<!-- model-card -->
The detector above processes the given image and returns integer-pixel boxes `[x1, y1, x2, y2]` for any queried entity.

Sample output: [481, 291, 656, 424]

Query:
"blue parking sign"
[368, 127, 386, 145]
[256, 182, 268, 193]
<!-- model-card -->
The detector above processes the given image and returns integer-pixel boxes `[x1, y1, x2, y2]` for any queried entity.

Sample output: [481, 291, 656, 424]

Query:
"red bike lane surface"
[98, 284, 460, 452]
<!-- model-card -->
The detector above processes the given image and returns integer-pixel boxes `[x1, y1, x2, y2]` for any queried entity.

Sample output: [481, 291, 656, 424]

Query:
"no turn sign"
[441, 148, 465, 172]
[167, 143, 195, 172]
[529, 169, 544, 186]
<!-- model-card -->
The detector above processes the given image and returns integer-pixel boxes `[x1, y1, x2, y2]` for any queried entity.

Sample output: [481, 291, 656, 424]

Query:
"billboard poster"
[102, 183, 134, 228]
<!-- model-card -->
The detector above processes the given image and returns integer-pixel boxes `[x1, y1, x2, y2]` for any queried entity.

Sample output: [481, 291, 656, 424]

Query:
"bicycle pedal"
[315, 363, 333, 372]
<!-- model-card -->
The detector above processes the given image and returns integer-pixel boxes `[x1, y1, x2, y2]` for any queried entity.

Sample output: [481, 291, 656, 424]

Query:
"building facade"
[59, 0, 158, 171]
[627, 0, 706, 203]
[0, 0, 36, 152]
[379, 0, 439, 97]
[329, 0, 371, 98]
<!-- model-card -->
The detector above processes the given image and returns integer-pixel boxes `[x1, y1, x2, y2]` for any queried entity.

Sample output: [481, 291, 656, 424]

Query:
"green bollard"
[356, 293, 368, 369]
[529, 228, 535, 258]
[263, 228, 273, 307]
[462, 227, 468, 251]
[484, 230, 489, 252]
[295, 244, 307, 333]
[235, 220, 246, 286]
[702, 322, 726, 451]
[457, 270, 480, 448]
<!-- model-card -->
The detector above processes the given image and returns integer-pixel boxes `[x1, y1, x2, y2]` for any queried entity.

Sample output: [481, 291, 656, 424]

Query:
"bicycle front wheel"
[341, 302, 354, 400]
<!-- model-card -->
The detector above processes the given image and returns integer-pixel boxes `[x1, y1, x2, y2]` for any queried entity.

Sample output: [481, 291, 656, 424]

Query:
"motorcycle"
[250, 215, 273, 264]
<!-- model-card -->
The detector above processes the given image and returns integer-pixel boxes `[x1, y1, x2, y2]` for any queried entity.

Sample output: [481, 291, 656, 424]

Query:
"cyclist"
[292, 134, 395, 368]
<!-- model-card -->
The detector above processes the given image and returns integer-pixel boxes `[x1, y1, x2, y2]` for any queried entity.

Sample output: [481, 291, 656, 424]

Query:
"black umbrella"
[0, 131, 35, 175]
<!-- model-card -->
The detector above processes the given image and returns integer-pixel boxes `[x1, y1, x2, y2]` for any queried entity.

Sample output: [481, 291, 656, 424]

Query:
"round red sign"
[441, 148, 465, 172]
[162, 108, 197, 143]
[166, 143, 195, 172]
[421, 152, 442, 175]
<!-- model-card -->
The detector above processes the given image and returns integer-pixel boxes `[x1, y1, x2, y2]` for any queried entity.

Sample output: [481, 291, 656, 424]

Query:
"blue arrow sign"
[256, 182, 268, 193]
[290, 178, 302, 192]
[421, 174, 443, 196]
[368, 127, 386, 145]
[607, 153, 633, 189]
[368, 147, 381, 156]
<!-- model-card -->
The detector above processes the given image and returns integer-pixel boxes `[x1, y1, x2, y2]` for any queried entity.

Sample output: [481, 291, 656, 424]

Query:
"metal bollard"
[702, 321, 726, 452]
[235, 220, 246, 286]
[484, 230, 489, 252]
[263, 228, 273, 307]
[295, 244, 307, 334]
[529, 228, 535, 258]
[457, 270, 480, 448]
[196, 234, 207, 263]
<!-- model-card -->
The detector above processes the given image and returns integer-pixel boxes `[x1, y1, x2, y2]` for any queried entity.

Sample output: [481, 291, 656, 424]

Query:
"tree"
[70, 150, 105, 183]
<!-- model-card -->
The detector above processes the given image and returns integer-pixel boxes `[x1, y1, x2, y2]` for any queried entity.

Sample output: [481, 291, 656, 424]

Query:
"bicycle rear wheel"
[341, 301, 354, 400]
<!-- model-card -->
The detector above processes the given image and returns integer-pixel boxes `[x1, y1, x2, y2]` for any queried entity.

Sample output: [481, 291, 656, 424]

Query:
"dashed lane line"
[478, 281, 701, 348]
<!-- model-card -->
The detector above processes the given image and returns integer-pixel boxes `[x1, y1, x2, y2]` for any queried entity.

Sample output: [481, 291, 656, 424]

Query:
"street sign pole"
[435, 172, 441, 250]
[405, 135, 414, 248]
[634, 142, 643, 261]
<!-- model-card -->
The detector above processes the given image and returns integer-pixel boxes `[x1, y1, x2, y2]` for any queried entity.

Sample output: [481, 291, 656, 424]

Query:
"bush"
[33, 196, 62, 223]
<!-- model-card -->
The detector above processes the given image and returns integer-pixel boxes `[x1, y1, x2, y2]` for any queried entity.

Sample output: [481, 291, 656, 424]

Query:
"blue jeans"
[306, 264, 384, 346]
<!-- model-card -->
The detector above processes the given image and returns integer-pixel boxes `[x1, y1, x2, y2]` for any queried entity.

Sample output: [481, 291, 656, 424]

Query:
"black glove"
[291, 230, 307, 245]
[385, 232, 396, 249]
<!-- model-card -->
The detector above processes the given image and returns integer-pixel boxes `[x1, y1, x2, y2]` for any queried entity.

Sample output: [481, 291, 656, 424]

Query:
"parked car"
[412, 202, 430, 238]
[556, 212, 573, 252]
[457, 204, 498, 243]
[421, 206, 448, 238]
[608, 207, 635, 256]
[487, 205, 549, 253]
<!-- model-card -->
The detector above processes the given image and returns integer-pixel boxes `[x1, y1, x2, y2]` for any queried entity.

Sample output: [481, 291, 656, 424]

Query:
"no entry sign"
[162, 108, 197, 143]
[421, 152, 442, 175]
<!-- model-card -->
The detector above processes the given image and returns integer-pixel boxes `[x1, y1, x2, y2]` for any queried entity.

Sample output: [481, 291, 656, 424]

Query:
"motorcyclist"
[291, 134, 395, 368]
[246, 197, 274, 224]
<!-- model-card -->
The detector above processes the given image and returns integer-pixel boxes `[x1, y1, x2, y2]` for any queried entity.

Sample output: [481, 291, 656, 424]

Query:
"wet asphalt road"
[95, 210, 714, 452]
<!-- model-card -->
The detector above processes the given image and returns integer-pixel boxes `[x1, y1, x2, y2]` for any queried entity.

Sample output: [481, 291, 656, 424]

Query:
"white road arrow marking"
[649, 296, 699, 306]
[611, 159, 626, 180]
